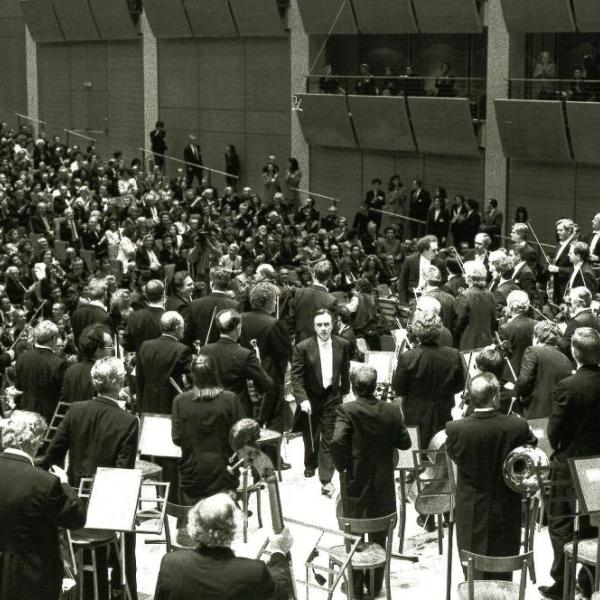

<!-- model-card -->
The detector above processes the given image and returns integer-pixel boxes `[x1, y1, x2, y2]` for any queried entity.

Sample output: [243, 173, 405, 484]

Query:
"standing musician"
[166, 270, 195, 321]
[541, 328, 600, 599]
[15, 320, 68, 423]
[441, 257, 466, 297]
[498, 290, 536, 380]
[546, 218, 576, 305]
[508, 243, 538, 302]
[584, 212, 600, 263]
[565, 240, 597, 296]
[239, 282, 292, 440]
[446, 373, 537, 581]
[291, 308, 351, 497]
[154, 493, 293, 600]
[393, 310, 464, 450]
[0, 411, 86, 600]
[70, 278, 113, 348]
[414, 296, 454, 347]
[509, 223, 539, 275]
[44, 357, 139, 600]
[397, 235, 442, 304]
[199, 309, 273, 417]
[453, 261, 496, 351]
[184, 267, 239, 348]
[171, 355, 245, 504]
[122, 279, 165, 355]
[421, 265, 456, 332]
[515, 321, 572, 419]
[562, 286, 600, 354]
[330, 365, 412, 599]
[488, 250, 519, 308]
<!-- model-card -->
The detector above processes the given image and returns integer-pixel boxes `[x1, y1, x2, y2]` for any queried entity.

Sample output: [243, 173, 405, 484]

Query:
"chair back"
[412, 448, 454, 517]
[165, 501, 196, 552]
[165, 501, 194, 522]
[339, 513, 397, 537]
[460, 550, 533, 600]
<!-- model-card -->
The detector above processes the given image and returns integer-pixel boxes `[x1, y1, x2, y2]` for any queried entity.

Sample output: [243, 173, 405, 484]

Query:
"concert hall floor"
[136, 435, 557, 599]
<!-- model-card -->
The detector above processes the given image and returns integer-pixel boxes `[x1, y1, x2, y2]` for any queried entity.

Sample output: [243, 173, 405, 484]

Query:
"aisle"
[136, 435, 556, 599]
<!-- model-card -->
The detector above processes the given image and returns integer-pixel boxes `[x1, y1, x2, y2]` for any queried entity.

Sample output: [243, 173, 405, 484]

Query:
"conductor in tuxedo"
[240, 282, 293, 435]
[70, 277, 113, 348]
[291, 308, 351, 497]
[15, 320, 68, 423]
[199, 309, 273, 417]
[0, 411, 86, 600]
[398, 235, 444, 304]
[541, 328, 600, 600]
[154, 493, 293, 600]
[44, 357, 139, 600]
[446, 373, 537, 581]
[137, 311, 192, 415]
[183, 134, 203, 188]
[122, 279, 165, 355]
[184, 266, 239, 348]
[330, 365, 412, 598]
[292, 260, 337, 343]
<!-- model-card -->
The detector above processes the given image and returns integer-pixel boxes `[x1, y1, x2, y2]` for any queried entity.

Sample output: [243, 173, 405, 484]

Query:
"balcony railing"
[508, 78, 600, 102]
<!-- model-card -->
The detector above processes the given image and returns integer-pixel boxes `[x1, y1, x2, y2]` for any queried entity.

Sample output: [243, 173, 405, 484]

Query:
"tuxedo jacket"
[60, 359, 95, 404]
[166, 293, 191, 322]
[425, 207, 450, 242]
[183, 292, 239, 348]
[511, 263, 537, 300]
[123, 305, 164, 354]
[565, 262, 597, 296]
[0, 452, 86, 600]
[15, 347, 68, 423]
[585, 231, 600, 258]
[408, 188, 431, 220]
[44, 395, 139, 487]
[71, 302, 113, 348]
[398, 254, 446, 304]
[498, 315, 536, 379]
[137, 334, 192, 414]
[291, 335, 351, 410]
[292, 284, 337, 342]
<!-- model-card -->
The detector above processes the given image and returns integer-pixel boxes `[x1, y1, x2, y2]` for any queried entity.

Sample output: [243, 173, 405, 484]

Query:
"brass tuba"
[503, 445, 549, 494]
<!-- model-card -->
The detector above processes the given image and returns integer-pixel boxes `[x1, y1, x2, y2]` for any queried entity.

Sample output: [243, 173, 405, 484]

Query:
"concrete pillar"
[141, 11, 158, 160]
[289, 0, 310, 185]
[24, 25, 38, 135]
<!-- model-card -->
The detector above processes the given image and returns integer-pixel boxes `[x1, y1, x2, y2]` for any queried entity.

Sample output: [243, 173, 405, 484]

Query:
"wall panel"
[574, 165, 600, 230]
[310, 147, 363, 216]
[297, 94, 355, 148]
[573, 0, 600, 32]
[500, 0, 574, 32]
[297, 0, 357, 34]
[89, 0, 138, 40]
[143, 0, 193, 38]
[412, 0, 481, 33]
[53, 0, 99, 41]
[183, 0, 237, 37]
[229, 0, 285, 36]
[158, 40, 199, 109]
[566, 102, 600, 164]
[20, 0, 64, 42]
[352, 0, 416, 34]
[423, 155, 484, 200]
[38, 44, 72, 134]
[0, 2, 26, 118]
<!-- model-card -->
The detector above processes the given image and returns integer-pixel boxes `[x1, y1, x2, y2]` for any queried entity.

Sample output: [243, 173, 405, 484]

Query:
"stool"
[70, 528, 118, 600]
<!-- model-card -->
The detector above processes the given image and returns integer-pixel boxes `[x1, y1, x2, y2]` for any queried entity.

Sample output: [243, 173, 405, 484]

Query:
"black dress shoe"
[280, 461, 292, 470]
[538, 584, 562, 599]
[304, 468, 315, 478]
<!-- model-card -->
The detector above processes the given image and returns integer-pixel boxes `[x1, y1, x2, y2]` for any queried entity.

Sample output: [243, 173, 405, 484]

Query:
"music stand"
[80, 467, 170, 600]
[139, 413, 181, 459]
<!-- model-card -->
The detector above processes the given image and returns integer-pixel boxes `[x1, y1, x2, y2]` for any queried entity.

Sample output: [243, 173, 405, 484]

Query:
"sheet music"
[85, 467, 142, 532]
[139, 414, 182, 458]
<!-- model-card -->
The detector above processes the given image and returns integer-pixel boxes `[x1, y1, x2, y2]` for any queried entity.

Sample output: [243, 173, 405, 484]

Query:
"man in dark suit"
[398, 235, 443, 304]
[364, 178, 385, 231]
[292, 260, 337, 343]
[541, 328, 600, 599]
[291, 308, 351, 497]
[562, 286, 600, 355]
[183, 134, 203, 188]
[123, 279, 165, 354]
[137, 311, 192, 415]
[184, 267, 239, 348]
[408, 179, 430, 238]
[154, 493, 293, 600]
[58, 206, 81, 246]
[441, 257, 466, 297]
[240, 282, 292, 436]
[15, 320, 68, 423]
[45, 356, 139, 600]
[393, 311, 464, 449]
[585, 212, 600, 264]
[498, 290, 537, 380]
[61, 323, 113, 403]
[509, 243, 538, 301]
[480, 198, 503, 249]
[515, 321, 572, 419]
[336, 305, 359, 359]
[422, 265, 455, 331]
[489, 250, 519, 308]
[446, 373, 537, 580]
[330, 365, 411, 598]
[70, 277, 113, 348]
[150, 120, 167, 170]
[564, 240, 597, 296]
[166, 270, 194, 321]
[0, 411, 86, 600]
[199, 309, 273, 417]
[29, 201, 55, 239]
[509, 223, 540, 275]
[547, 218, 576, 305]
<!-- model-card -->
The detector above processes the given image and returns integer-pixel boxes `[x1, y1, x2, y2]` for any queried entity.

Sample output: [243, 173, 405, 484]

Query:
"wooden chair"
[328, 512, 397, 600]
[164, 502, 196, 552]
[458, 550, 534, 600]
[563, 513, 600, 599]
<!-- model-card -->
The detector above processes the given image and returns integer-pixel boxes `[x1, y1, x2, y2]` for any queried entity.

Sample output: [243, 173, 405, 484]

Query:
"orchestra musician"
[446, 373, 537, 581]
[562, 286, 600, 355]
[291, 308, 351, 497]
[414, 296, 454, 347]
[441, 257, 466, 297]
[565, 240, 597, 296]
[541, 328, 600, 599]
[122, 279, 165, 355]
[154, 493, 293, 600]
[508, 243, 538, 302]
[397, 235, 443, 304]
[584, 212, 600, 263]
[508, 223, 539, 276]
[488, 250, 519, 308]
[0, 410, 86, 600]
[44, 357, 139, 600]
[70, 277, 113, 348]
[165, 270, 195, 322]
[330, 365, 412, 599]
[421, 265, 456, 331]
[547, 218, 576, 305]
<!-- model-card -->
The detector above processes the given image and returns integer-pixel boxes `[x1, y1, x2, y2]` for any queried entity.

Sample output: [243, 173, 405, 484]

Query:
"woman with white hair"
[154, 493, 293, 600]
[453, 260, 496, 351]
